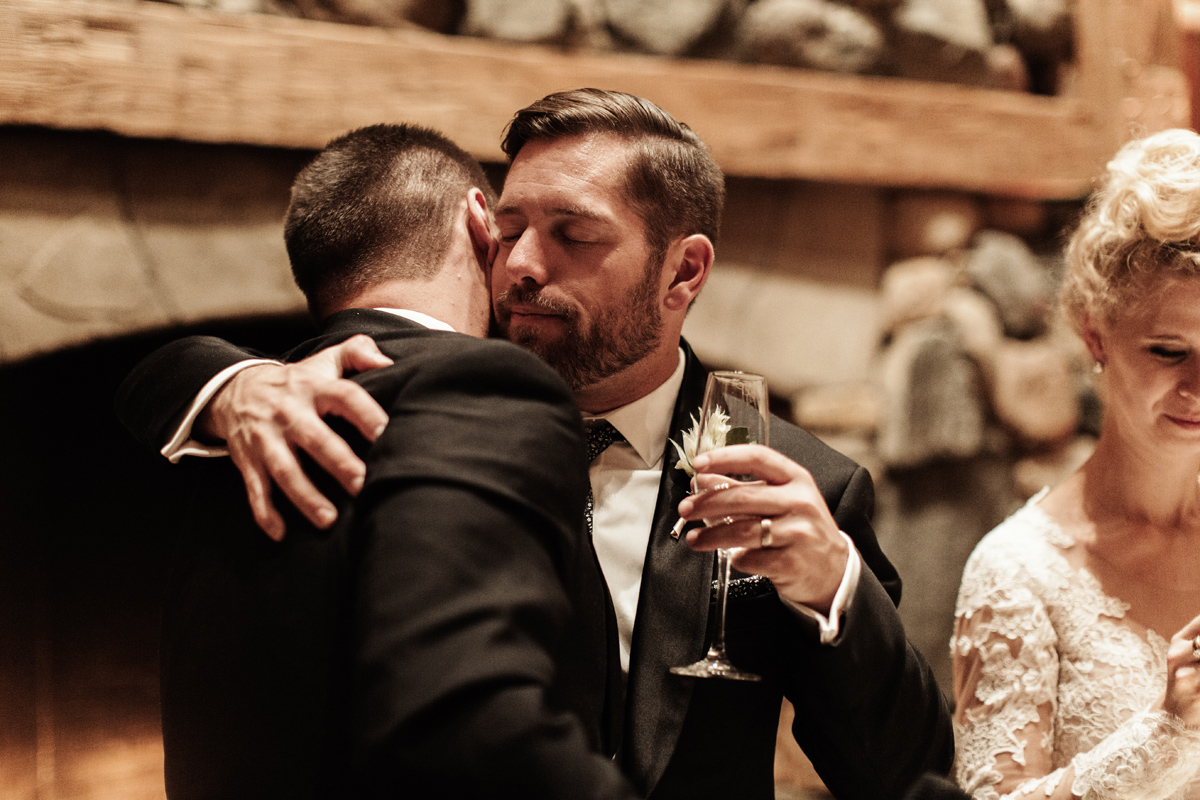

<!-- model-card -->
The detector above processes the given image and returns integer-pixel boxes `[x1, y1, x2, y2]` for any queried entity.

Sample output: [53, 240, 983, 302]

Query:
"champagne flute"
[670, 370, 769, 682]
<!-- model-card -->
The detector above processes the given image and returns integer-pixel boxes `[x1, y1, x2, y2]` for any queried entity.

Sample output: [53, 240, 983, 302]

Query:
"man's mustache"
[494, 286, 576, 318]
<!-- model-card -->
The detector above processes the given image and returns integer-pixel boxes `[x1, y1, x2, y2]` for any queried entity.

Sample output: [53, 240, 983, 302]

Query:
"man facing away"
[126, 122, 638, 799]
[117, 90, 954, 799]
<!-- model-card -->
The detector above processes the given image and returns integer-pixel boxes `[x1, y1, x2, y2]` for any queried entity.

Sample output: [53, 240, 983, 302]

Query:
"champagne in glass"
[670, 371, 769, 682]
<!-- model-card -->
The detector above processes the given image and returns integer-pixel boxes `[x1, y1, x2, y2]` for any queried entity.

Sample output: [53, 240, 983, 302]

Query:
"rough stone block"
[891, 0, 994, 85]
[943, 285, 1004, 375]
[893, 0, 991, 49]
[791, 381, 881, 433]
[683, 261, 880, 396]
[734, 0, 885, 74]
[872, 455, 1017, 693]
[989, 336, 1078, 443]
[965, 228, 1055, 339]
[1003, 0, 1073, 61]
[564, 0, 617, 50]
[889, 190, 982, 259]
[721, 179, 885, 290]
[877, 318, 987, 468]
[879, 256, 958, 337]
[0, 128, 307, 365]
[985, 42, 1031, 91]
[461, 0, 574, 44]
[276, 0, 461, 31]
[601, 0, 736, 56]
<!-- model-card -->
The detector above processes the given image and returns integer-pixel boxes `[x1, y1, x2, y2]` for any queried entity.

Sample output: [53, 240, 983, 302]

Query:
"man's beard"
[496, 260, 663, 392]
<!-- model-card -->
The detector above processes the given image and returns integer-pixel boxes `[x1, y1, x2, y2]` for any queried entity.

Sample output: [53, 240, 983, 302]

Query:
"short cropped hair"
[1062, 128, 1200, 332]
[501, 88, 725, 260]
[286, 123, 496, 318]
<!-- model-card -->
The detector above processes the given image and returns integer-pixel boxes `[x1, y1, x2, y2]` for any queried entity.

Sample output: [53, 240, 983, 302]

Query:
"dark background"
[0, 316, 315, 796]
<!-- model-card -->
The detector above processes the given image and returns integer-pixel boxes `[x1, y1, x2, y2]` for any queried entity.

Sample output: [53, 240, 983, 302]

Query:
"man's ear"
[663, 234, 713, 312]
[466, 188, 497, 269]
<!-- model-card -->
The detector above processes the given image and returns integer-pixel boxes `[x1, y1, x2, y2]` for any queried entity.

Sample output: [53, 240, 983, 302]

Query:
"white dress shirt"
[586, 351, 688, 673]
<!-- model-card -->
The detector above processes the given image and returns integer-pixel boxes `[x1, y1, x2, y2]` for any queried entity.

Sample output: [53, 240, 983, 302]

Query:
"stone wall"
[0, 127, 312, 365]
[787, 189, 1091, 692]
[148, 0, 1076, 93]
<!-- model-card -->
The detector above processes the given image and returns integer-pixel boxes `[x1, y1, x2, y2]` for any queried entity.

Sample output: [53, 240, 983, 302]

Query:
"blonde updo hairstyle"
[1062, 128, 1200, 335]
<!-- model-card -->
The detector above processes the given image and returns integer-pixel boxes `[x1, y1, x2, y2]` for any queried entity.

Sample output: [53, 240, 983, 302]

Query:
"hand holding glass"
[670, 371, 769, 682]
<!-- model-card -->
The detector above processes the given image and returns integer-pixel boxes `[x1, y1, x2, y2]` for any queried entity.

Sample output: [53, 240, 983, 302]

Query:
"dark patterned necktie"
[585, 420, 623, 538]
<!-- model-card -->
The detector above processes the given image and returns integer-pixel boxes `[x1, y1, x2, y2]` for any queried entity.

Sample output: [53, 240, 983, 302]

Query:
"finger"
[1168, 616, 1200, 662]
[287, 414, 368, 496]
[237, 458, 286, 541]
[690, 473, 750, 493]
[1169, 627, 1200, 665]
[685, 518, 759, 552]
[693, 444, 805, 485]
[255, 438, 339, 530]
[677, 480, 780, 522]
[333, 334, 394, 373]
[313, 379, 389, 445]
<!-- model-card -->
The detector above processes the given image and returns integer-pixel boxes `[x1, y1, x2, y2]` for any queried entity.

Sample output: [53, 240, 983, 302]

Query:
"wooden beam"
[0, 0, 1188, 197]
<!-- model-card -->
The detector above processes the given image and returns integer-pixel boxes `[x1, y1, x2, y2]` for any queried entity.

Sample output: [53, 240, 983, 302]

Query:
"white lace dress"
[951, 489, 1200, 800]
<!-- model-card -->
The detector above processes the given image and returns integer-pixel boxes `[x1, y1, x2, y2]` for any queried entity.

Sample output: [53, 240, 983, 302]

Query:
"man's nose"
[502, 229, 550, 286]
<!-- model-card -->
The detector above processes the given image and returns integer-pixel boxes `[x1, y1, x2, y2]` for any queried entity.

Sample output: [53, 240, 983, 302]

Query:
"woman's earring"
[1093, 361, 1104, 374]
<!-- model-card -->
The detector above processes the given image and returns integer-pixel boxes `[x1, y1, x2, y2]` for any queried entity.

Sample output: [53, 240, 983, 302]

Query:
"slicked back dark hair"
[501, 89, 724, 260]
[285, 123, 496, 318]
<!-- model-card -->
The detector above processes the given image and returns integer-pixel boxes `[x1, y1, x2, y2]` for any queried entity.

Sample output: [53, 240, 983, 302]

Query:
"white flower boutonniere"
[670, 407, 751, 539]
[670, 409, 731, 477]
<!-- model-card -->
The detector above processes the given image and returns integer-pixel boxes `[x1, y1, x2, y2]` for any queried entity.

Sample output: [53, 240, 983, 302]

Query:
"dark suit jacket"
[618, 342, 954, 800]
[118, 309, 636, 799]
[904, 774, 972, 800]
[117, 329, 953, 800]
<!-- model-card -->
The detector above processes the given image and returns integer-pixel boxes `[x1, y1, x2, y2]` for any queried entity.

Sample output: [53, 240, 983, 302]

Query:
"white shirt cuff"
[778, 531, 861, 644]
[159, 358, 281, 463]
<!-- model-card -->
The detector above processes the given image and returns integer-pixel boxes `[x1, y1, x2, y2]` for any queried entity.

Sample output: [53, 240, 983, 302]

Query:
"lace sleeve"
[951, 545, 1200, 800]
[1067, 709, 1200, 800]
[952, 572, 1061, 800]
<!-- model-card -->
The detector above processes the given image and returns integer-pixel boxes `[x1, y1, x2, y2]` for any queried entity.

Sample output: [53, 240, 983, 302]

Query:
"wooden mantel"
[0, 0, 1190, 198]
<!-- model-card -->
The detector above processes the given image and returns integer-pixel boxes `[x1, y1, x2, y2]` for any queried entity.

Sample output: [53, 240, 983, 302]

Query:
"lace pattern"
[951, 492, 1200, 800]
[1071, 710, 1200, 800]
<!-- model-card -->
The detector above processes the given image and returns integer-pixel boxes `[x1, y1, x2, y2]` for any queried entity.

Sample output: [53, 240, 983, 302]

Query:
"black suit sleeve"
[114, 335, 264, 451]
[787, 457, 955, 800]
[346, 341, 637, 800]
[903, 773, 972, 800]
[832, 465, 900, 602]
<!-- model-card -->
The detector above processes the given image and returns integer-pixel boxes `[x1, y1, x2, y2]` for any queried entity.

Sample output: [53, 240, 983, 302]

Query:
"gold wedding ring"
[1193, 634, 1200, 660]
[759, 518, 773, 548]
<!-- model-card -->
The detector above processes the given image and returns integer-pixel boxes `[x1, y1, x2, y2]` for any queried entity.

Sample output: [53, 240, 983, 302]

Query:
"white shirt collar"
[586, 348, 687, 467]
[373, 307, 456, 332]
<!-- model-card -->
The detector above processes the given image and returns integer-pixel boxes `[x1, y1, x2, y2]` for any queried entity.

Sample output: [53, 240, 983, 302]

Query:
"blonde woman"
[952, 128, 1200, 800]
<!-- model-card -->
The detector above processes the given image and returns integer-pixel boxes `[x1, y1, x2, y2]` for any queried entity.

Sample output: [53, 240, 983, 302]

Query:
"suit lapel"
[621, 342, 713, 796]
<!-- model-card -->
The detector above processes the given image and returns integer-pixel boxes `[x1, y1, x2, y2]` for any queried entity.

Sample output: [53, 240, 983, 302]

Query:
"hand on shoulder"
[202, 334, 392, 540]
